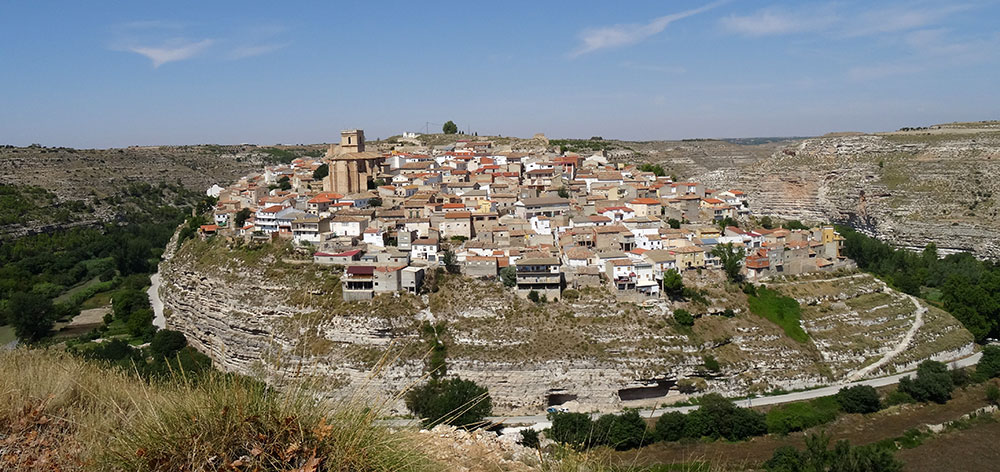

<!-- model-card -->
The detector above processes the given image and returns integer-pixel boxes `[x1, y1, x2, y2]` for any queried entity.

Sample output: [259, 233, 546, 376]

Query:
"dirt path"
[846, 293, 926, 381]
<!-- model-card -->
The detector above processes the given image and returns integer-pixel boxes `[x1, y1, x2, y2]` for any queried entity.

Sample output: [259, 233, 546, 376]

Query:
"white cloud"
[844, 4, 972, 37]
[229, 42, 289, 60]
[127, 39, 214, 67]
[569, 1, 725, 58]
[720, 7, 837, 36]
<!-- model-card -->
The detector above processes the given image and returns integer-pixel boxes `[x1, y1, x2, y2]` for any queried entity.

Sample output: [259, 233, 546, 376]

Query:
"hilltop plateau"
[688, 123, 1000, 258]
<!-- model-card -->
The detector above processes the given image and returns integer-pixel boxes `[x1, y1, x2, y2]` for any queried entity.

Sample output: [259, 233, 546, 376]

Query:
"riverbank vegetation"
[0, 182, 211, 347]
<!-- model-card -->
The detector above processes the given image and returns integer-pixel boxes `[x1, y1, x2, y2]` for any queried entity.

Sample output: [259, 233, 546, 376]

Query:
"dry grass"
[0, 348, 436, 471]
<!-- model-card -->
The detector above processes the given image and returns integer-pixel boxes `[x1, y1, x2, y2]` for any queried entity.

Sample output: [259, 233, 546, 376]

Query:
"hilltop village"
[205, 130, 849, 301]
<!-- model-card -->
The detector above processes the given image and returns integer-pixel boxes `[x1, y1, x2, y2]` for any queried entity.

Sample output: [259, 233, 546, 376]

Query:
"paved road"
[484, 351, 984, 425]
[149, 272, 166, 329]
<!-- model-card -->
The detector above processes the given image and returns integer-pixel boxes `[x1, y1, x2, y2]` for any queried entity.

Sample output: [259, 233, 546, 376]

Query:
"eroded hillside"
[694, 125, 1000, 258]
[160, 237, 973, 415]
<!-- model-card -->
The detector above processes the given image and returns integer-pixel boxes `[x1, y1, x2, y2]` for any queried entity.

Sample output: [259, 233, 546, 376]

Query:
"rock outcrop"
[696, 130, 1000, 259]
[160, 239, 974, 416]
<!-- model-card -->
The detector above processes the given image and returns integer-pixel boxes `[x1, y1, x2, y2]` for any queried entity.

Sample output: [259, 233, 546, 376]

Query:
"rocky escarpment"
[160, 238, 974, 416]
[697, 130, 1000, 259]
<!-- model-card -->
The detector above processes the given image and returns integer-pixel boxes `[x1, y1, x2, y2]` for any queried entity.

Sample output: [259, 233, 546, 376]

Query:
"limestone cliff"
[160, 238, 974, 415]
[696, 128, 1000, 258]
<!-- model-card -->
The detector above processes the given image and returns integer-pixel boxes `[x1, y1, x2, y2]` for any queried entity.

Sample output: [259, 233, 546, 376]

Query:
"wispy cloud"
[569, 1, 725, 58]
[228, 42, 290, 60]
[112, 20, 289, 67]
[844, 4, 973, 37]
[721, 2, 974, 38]
[127, 39, 214, 67]
[720, 6, 838, 36]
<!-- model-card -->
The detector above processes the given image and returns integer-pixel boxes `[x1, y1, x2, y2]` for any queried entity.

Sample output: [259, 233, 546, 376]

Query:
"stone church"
[323, 129, 385, 195]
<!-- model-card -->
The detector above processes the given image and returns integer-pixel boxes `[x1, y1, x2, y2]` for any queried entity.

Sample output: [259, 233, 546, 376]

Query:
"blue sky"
[2, 1, 998, 148]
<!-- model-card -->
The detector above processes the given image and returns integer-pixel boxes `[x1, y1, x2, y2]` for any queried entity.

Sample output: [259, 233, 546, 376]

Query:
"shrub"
[406, 377, 492, 428]
[518, 428, 540, 448]
[764, 433, 902, 472]
[562, 289, 580, 301]
[703, 354, 720, 372]
[547, 412, 593, 447]
[765, 396, 839, 435]
[836, 385, 881, 414]
[685, 394, 766, 441]
[951, 367, 971, 388]
[527, 290, 540, 303]
[898, 360, 954, 403]
[674, 309, 694, 327]
[654, 411, 687, 442]
[982, 382, 1000, 406]
[884, 390, 915, 406]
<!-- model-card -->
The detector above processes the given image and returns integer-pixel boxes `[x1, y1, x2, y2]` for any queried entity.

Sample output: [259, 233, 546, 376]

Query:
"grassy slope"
[747, 287, 808, 343]
[0, 349, 435, 471]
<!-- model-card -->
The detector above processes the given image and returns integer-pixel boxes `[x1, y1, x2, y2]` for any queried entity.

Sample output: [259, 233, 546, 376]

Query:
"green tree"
[898, 360, 954, 403]
[500, 266, 517, 287]
[782, 220, 809, 230]
[592, 410, 648, 450]
[277, 176, 291, 191]
[442, 120, 458, 134]
[637, 163, 666, 176]
[759, 216, 774, 229]
[976, 345, 1000, 379]
[674, 308, 694, 327]
[368, 197, 383, 208]
[557, 186, 570, 198]
[667, 218, 681, 229]
[234, 208, 252, 228]
[441, 249, 459, 274]
[406, 377, 491, 428]
[712, 242, 745, 283]
[312, 163, 329, 180]
[127, 308, 155, 338]
[662, 269, 684, 299]
[149, 329, 187, 360]
[527, 290, 540, 304]
[716, 216, 738, 231]
[654, 411, 687, 442]
[5, 291, 55, 343]
[836, 385, 881, 414]
[112, 289, 150, 321]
